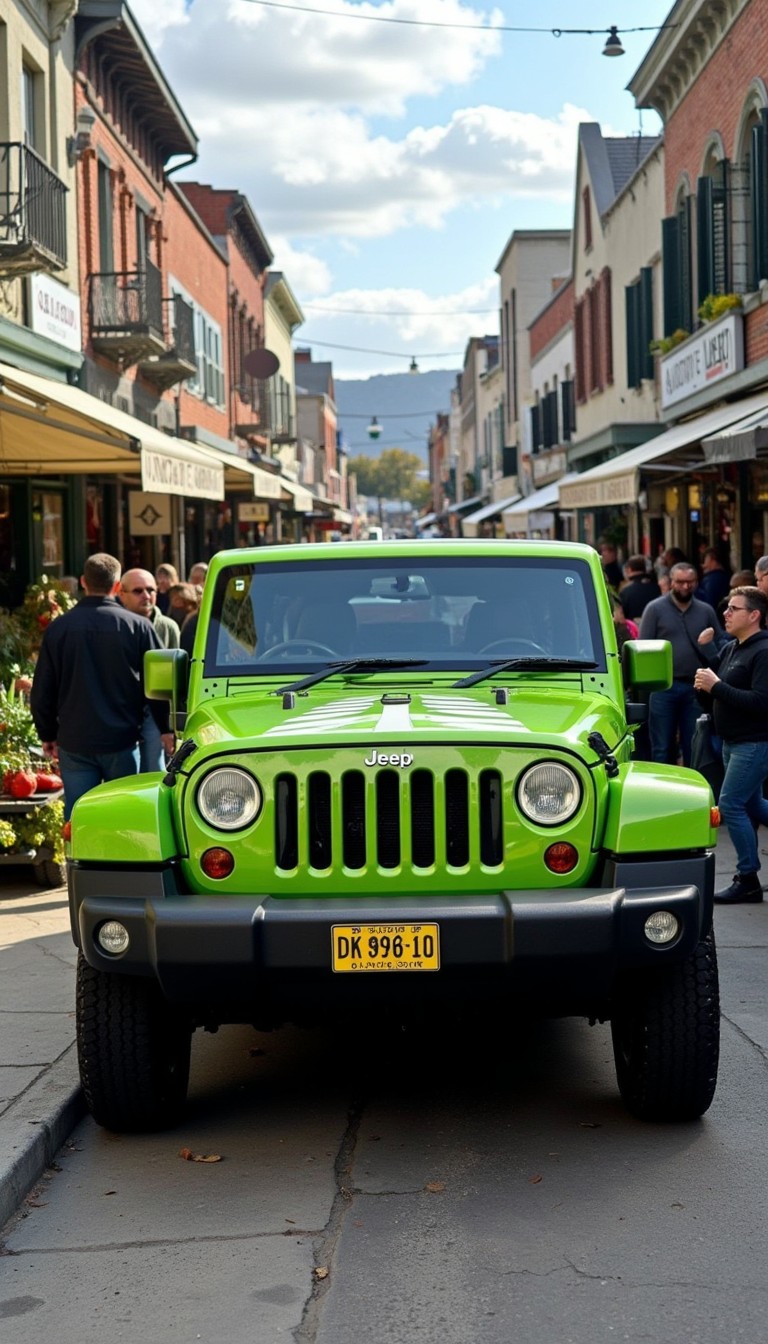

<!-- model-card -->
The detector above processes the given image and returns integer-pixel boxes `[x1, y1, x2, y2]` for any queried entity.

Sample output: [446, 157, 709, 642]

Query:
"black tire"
[76, 953, 192, 1132]
[611, 930, 720, 1122]
[32, 858, 66, 888]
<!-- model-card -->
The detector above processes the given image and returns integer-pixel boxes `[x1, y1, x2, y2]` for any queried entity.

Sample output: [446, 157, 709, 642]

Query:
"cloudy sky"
[131, 0, 673, 377]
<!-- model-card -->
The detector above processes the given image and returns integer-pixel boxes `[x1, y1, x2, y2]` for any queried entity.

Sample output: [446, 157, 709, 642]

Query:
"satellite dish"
[242, 347, 280, 379]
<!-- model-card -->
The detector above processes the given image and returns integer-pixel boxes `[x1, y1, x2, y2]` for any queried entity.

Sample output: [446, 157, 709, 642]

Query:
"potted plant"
[0, 671, 65, 888]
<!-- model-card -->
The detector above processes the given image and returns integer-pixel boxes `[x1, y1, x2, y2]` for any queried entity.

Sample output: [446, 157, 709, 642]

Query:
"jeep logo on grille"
[363, 750, 414, 768]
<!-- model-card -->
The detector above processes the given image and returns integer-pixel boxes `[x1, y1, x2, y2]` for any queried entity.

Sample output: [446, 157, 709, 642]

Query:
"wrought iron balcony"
[234, 376, 295, 441]
[138, 293, 197, 390]
[0, 142, 67, 276]
[88, 259, 164, 364]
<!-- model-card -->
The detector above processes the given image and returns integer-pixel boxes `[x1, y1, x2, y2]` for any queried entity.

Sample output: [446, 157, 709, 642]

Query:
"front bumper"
[69, 853, 714, 1015]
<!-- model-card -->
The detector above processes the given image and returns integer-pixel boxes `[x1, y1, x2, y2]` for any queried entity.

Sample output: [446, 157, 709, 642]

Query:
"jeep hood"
[186, 684, 626, 758]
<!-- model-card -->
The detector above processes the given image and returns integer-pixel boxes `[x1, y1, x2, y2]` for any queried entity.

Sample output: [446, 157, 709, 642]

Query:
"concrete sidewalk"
[0, 870, 83, 1231]
[0, 827, 757, 1234]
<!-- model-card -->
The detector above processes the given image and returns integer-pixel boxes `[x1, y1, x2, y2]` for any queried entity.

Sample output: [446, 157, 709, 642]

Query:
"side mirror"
[145, 648, 189, 731]
[622, 639, 672, 691]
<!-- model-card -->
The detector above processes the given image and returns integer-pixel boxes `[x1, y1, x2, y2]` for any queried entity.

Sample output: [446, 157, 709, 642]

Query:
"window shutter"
[560, 380, 574, 441]
[752, 113, 768, 287]
[713, 159, 730, 293]
[640, 266, 654, 381]
[502, 445, 517, 477]
[697, 174, 715, 304]
[574, 299, 586, 403]
[662, 214, 681, 334]
[679, 195, 693, 331]
[626, 281, 639, 388]
[546, 389, 559, 446]
[601, 268, 613, 386]
[530, 403, 541, 452]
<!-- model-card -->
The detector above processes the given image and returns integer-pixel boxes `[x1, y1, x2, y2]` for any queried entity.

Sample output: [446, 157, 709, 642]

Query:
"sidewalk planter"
[0, 785, 65, 887]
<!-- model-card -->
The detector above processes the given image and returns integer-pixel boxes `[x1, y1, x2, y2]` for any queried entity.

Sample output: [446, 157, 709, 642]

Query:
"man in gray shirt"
[639, 561, 725, 766]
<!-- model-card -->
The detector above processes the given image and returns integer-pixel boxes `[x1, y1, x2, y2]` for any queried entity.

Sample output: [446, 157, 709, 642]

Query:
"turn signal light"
[201, 847, 235, 879]
[544, 842, 578, 874]
[710, 807, 721, 828]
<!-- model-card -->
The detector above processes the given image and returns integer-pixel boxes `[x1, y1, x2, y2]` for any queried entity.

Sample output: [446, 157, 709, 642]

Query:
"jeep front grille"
[274, 766, 504, 872]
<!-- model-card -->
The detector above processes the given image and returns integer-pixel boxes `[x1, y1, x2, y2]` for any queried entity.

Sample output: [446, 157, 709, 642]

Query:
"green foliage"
[12, 574, 77, 663]
[697, 292, 742, 323]
[2, 800, 65, 862]
[348, 448, 428, 504]
[649, 329, 690, 356]
[0, 611, 26, 689]
[0, 680, 64, 862]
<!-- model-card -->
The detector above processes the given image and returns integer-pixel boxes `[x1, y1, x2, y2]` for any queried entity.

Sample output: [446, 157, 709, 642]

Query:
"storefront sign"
[29, 274, 82, 353]
[238, 502, 271, 522]
[128, 492, 172, 535]
[660, 313, 744, 411]
[558, 469, 638, 509]
[141, 447, 224, 500]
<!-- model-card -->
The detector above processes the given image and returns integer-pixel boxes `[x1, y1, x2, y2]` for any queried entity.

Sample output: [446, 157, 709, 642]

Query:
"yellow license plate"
[331, 923, 440, 973]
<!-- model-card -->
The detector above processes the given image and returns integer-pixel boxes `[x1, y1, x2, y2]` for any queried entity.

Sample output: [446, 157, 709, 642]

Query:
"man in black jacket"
[694, 585, 768, 903]
[31, 553, 173, 820]
[619, 555, 660, 620]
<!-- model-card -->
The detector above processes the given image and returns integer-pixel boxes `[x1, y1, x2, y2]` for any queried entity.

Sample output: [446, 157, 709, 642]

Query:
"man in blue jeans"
[639, 562, 725, 765]
[694, 585, 768, 903]
[30, 553, 174, 820]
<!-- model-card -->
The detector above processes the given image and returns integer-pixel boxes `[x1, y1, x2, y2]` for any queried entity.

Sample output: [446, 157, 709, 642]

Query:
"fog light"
[97, 920, 130, 955]
[544, 841, 578, 874]
[201, 847, 235, 879]
[644, 911, 679, 945]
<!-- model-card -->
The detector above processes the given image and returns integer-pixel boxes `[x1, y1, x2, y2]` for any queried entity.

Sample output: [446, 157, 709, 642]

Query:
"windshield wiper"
[453, 657, 598, 689]
[273, 658, 428, 696]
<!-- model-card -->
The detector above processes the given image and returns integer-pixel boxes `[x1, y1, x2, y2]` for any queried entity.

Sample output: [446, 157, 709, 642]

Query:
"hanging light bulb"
[602, 26, 625, 56]
[367, 416, 382, 440]
[409, 357, 420, 374]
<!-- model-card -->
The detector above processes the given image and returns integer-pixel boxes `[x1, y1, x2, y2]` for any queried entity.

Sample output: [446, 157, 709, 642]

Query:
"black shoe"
[714, 873, 764, 904]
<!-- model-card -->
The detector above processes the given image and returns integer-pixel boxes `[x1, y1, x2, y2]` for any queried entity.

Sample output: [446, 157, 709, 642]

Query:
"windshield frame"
[201, 554, 609, 678]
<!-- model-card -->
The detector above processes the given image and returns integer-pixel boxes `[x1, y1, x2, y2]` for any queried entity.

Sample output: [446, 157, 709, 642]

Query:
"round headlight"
[517, 762, 581, 826]
[197, 768, 261, 831]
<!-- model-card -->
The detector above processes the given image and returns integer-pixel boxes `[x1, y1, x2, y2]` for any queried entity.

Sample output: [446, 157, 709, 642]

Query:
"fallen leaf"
[179, 1147, 194, 1161]
[529, 1175, 543, 1185]
[285, 1218, 296, 1224]
[179, 1148, 223, 1163]
[314, 1266, 329, 1280]
[103, 1190, 117, 1196]
[424, 1181, 445, 1193]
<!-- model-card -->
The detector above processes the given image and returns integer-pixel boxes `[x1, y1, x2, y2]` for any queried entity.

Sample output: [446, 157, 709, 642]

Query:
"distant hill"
[335, 369, 459, 461]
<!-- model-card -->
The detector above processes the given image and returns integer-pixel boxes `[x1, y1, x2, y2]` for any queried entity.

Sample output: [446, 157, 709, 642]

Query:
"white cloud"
[267, 234, 333, 296]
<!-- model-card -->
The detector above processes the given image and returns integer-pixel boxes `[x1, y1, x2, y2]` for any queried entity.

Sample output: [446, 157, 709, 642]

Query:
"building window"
[582, 186, 592, 251]
[97, 160, 114, 272]
[560, 379, 575, 440]
[626, 267, 654, 389]
[21, 65, 37, 148]
[135, 205, 149, 272]
[749, 108, 768, 291]
[697, 160, 731, 302]
[171, 277, 226, 409]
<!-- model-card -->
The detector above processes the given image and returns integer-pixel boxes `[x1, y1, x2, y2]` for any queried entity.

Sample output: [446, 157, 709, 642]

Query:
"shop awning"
[446, 495, 483, 515]
[0, 360, 224, 500]
[461, 494, 521, 535]
[558, 393, 768, 510]
[503, 475, 578, 532]
[702, 404, 768, 463]
[280, 477, 314, 511]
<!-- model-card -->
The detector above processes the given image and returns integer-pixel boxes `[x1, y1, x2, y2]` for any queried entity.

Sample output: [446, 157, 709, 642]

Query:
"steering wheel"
[477, 638, 547, 656]
[260, 639, 339, 660]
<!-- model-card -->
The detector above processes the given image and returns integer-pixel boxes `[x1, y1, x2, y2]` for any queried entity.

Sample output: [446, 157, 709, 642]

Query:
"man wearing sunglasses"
[694, 586, 768, 903]
[30, 553, 172, 821]
[119, 569, 180, 771]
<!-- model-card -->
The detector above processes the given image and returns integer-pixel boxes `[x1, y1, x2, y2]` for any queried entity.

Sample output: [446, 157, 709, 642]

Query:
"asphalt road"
[1, 895, 768, 1343]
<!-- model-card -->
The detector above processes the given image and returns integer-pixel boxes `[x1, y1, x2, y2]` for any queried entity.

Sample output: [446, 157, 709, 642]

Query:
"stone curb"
[0, 1045, 85, 1233]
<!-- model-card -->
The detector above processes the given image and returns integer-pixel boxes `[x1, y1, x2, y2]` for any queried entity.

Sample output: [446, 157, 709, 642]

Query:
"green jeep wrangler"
[68, 540, 720, 1130]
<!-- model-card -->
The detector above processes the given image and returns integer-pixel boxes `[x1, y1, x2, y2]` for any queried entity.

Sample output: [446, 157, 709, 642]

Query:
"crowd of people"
[30, 554, 207, 824]
[599, 541, 768, 905]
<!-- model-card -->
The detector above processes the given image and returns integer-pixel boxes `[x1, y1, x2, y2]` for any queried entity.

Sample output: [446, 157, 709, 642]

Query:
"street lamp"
[602, 26, 625, 56]
[367, 416, 382, 440]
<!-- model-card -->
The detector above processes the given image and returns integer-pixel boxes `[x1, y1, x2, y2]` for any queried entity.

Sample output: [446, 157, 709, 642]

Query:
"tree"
[348, 448, 430, 513]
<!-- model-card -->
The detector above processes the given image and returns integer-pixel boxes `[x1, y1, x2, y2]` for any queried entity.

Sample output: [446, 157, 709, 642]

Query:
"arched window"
[697, 138, 730, 303]
[732, 87, 768, 292]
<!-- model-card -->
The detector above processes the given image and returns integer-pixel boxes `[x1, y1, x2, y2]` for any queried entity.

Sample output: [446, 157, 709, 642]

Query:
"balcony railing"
[0, 142, 67, 276]
[88, 259, 164, 364]
[234, 374, 295, 440]
[138, 292, 197, 390]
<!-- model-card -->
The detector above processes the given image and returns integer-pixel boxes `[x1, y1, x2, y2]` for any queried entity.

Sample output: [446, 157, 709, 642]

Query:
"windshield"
[203, 555, 607, 676]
